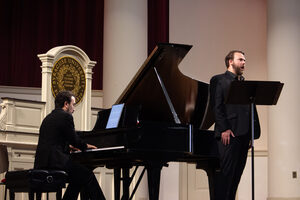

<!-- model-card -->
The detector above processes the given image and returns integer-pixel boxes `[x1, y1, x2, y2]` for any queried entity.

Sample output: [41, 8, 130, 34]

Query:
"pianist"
[34, 91, 106, 200]
[209, 50, 260, 200]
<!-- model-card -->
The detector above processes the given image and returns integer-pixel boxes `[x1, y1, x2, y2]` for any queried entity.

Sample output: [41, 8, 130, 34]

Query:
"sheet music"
[106, 103, 125, 129]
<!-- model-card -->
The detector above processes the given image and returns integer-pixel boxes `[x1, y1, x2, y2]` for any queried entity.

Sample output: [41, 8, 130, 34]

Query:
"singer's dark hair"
[55, 91, 75, 109]
[225, 50, 245, 68]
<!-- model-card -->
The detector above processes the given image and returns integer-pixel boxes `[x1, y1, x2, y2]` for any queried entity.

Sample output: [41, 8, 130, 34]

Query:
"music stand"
[225, 80, 284, 200]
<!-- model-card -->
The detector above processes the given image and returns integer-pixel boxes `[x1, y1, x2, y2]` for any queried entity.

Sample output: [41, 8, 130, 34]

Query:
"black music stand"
[225, 80, 284, 200]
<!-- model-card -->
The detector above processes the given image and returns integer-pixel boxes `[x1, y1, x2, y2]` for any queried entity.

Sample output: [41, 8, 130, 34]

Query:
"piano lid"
[115, 43, 214, 129]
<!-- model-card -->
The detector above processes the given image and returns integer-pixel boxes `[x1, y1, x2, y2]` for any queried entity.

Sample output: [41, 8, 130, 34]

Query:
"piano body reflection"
[72, 43, 219, 200]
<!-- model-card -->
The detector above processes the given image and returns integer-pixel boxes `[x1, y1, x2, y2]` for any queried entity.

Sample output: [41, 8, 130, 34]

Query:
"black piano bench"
[5, 169, 68, 200]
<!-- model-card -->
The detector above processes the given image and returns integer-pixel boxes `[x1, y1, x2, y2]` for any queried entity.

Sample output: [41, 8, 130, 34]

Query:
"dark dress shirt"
[34, 108, 87, 170]
[210, 71, 260, 139]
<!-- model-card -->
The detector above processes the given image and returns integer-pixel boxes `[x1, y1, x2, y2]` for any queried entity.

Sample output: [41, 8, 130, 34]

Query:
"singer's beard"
[232, 63, 244, 76]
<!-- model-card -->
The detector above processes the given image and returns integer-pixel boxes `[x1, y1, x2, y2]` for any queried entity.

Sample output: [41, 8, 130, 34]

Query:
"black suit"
[210, 71, 260, 200]
[34, 108, 105, 200]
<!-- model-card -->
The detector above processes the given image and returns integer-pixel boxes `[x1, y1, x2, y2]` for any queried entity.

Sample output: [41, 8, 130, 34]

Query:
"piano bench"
[5, 169, 68, 200]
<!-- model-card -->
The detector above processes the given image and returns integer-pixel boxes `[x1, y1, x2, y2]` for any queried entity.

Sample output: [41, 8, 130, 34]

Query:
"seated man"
[34, 91, 105, 200]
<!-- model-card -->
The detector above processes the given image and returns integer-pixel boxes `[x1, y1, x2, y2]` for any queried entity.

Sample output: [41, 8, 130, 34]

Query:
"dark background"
[0, 0, 168, 90]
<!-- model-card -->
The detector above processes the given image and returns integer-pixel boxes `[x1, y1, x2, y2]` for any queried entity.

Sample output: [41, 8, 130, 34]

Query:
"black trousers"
[215, 135, 250, 200]
[63, 161, 106, 200]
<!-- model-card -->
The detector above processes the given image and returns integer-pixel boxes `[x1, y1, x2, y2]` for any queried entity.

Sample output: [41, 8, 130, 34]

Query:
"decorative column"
[83, 61, 96, 130]
[267, 0, 300, 199]
[38, 54, 55, 116]
[103, 0, 147, 108]
[38, 45, 96, 131]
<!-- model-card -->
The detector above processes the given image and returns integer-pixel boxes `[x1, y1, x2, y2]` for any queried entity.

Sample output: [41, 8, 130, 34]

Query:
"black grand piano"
[72, 43, 219, 200]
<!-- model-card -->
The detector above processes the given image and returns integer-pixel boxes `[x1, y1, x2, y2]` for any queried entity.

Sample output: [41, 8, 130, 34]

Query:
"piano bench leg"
[5, 169, 67, 200]
[7, 190, 62, 200]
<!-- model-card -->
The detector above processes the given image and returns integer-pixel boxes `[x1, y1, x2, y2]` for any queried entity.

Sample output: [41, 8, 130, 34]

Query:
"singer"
[209, 50, 260, 200]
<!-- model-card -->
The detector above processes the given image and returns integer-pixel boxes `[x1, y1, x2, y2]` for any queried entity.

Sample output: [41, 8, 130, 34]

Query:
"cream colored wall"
[102, 0, 147, 108]
[267, 0, 300, 199]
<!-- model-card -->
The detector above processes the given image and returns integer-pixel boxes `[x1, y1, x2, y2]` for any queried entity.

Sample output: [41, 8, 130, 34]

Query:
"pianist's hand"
[87, 143, 97, 149]
[221, 129, 235, 146]
[69, 145, 80, 152]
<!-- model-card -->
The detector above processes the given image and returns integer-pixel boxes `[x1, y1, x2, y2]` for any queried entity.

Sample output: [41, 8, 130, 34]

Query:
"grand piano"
[72, 43, 219, 200]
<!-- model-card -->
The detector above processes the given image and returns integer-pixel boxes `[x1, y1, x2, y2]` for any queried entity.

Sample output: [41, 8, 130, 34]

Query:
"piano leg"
[197, 161, 219, 200]
[122, 168, 130, 200]
[114, 168, 121, 200]
[146, 163, 163, 200]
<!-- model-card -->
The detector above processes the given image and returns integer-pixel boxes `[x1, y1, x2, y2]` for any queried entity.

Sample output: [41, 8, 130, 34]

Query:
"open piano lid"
[115, 43, 214, 130]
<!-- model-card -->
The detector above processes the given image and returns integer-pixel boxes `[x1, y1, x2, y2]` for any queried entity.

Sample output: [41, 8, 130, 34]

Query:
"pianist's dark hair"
[225, 50, 245, 68]
[55, 91, 75, 109]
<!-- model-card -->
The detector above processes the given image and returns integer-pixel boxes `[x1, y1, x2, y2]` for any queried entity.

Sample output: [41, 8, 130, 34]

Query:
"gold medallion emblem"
[51, 56, 86, 104]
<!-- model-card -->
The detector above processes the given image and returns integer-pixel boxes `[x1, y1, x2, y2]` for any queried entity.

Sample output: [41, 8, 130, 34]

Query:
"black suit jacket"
[210, 71, 260, 139]
[34, 109, 87, 170]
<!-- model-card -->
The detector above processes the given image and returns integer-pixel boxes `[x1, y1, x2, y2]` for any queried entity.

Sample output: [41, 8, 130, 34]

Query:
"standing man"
[209, 50, 260, 200]
[34, 91, 105, 200]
